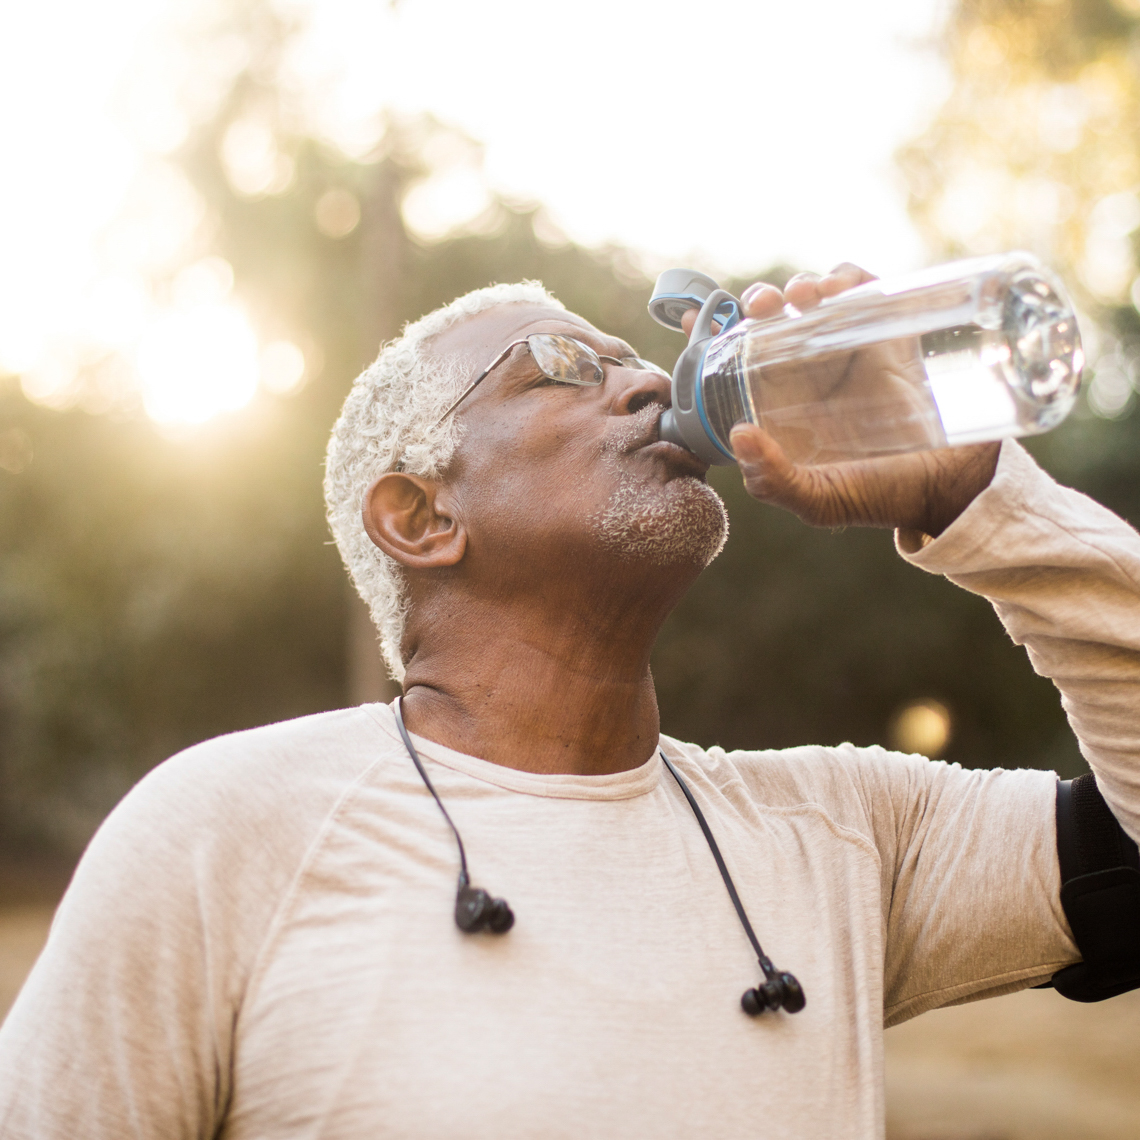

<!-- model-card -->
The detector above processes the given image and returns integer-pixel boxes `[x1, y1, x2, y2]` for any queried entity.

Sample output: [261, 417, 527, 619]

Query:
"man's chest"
[224, 787, 888, 1139]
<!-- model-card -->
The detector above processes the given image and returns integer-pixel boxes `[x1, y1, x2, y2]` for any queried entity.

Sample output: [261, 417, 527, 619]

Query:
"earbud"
[399, 698, 801, 1013]
[741, 971, 806, 1016]
[393, 699, 516, 938]
[455, 880, 515, 934]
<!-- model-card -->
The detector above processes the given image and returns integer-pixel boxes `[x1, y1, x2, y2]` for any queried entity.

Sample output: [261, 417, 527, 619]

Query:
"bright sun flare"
[0, 0, 948, 427]
[136, 304, 260, 426]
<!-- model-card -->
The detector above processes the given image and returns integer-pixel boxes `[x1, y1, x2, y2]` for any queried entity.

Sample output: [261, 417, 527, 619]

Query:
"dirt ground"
[885, 988, 1140, 1140]
[2, 904, 1137, 1137]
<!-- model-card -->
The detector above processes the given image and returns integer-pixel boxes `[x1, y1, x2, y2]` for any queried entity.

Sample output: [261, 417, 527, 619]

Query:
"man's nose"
[610, 364, 671, 416]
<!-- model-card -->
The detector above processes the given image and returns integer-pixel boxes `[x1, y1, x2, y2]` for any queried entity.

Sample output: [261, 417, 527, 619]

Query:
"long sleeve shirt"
[1, 439, 1137, 1140]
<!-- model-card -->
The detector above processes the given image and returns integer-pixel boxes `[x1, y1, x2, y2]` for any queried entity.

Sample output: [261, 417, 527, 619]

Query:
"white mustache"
[603, 402, 668, 456]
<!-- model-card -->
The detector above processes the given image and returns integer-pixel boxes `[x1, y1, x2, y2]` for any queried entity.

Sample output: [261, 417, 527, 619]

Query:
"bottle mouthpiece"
[658, 408, 686, 449]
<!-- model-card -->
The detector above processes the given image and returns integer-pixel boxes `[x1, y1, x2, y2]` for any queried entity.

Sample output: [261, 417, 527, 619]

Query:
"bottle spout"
[658, 408, 688, 449]
[659, 400, 736, 467]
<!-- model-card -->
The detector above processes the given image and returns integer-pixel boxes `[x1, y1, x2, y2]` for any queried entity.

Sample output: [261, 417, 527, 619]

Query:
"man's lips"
[609, 406, 709, 477]
[634, 437, 710, 478]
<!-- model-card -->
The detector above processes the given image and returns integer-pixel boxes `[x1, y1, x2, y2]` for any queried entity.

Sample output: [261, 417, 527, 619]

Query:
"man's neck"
[397, 577, 679, 777]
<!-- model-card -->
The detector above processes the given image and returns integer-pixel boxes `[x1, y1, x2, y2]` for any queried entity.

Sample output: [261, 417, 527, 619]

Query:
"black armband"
[1047, 773, 1140, 1002]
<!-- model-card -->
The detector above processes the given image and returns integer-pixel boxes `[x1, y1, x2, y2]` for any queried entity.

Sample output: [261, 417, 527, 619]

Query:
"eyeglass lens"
[527, 334, 605, 386]
[526, 334, 669, 386]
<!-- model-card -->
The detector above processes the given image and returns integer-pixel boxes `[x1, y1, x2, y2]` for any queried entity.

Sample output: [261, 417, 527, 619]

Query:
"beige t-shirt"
[1, 441, 1138, 1140]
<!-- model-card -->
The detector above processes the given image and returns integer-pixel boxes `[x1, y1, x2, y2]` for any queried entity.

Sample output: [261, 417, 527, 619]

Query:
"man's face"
[429, 304, 728, 584]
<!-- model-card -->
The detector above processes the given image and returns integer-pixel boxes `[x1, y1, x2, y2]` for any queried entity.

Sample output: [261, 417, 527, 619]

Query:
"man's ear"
[362, 473, 466, 569]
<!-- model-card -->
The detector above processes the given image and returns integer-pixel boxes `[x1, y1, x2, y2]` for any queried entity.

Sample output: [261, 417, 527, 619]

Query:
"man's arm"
[0, 713, 368, 1140]
[899, 437, 1140, 841]
[724, 266, 1140, 1010]
[896, 437, 1140, 1002]
[768, 437, 1140, 1023]
[727, 263, 1140, 843]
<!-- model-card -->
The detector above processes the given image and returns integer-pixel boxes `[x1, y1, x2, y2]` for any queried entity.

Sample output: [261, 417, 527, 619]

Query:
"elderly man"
[1, 266, 1138, 1140]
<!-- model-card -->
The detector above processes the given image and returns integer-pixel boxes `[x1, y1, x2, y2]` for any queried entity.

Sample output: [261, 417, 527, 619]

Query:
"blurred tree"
[0, 387, 347, 851]
[898, 0, 1140, 468]
[901, 0, 1140, 287]
[2, 0, 1115, 860]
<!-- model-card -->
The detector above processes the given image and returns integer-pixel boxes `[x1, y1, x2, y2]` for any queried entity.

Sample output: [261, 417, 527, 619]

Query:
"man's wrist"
[915, 442, 1001, 539]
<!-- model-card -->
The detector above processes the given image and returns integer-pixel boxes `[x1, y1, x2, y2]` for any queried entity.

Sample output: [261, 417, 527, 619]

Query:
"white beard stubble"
[590, 406, 729, 570]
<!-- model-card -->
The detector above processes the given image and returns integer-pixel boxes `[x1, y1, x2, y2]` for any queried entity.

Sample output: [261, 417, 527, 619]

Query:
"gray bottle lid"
[648, 268, 722, 331]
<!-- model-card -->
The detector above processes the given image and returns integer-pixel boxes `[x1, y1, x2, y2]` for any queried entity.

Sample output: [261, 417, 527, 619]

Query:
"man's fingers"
[817, 262, 877, 298]
[678, 282, 782, 337]
[730, 423, 807, 507]
[783, 272, 823, 310]
[731, 422, 868, 528]
[740, 282, 783, 320]
[676, 264, 874, 338]
[786, 264, 879, 308]
[679, 310, 726, 338]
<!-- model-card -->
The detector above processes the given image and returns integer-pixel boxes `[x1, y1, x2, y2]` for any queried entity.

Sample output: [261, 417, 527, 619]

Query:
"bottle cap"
[648, 268, 722, 330]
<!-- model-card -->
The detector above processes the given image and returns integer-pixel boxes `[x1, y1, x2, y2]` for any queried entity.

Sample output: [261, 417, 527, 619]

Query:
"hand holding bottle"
[684, 264, 1001, 537]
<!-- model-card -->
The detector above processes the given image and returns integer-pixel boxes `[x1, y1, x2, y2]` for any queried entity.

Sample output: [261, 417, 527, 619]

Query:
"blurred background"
[2, 0, 1140, 1135]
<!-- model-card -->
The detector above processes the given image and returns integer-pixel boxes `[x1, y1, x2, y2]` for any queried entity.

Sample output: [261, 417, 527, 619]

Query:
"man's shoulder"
[662, 731, 1057, 853]
[129, 702, 408, 833]
[57, 704, 405, 949]
[82, 704, 401, 887]
[660, 732, 944, 826]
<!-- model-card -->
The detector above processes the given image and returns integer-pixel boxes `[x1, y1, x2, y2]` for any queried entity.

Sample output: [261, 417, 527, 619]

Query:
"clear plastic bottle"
[648, 252, 1084, 467]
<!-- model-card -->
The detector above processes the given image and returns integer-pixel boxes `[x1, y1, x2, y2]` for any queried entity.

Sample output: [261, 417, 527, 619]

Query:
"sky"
[295, 0, 952, 274]
[0, 0, 953, 424]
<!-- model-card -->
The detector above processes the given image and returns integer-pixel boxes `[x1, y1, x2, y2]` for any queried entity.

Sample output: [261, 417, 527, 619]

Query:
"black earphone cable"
[390, 700, 798, 1008]
[659, 750, 776, 980]
[393, 697, 471, 885]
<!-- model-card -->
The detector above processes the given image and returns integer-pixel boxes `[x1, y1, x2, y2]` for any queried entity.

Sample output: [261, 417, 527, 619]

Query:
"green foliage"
[6, 0, 1131, 857]
[0, 388, 346, 850]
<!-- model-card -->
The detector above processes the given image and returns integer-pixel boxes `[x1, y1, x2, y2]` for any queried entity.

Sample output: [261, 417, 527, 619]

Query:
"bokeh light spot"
[1087, 360, 1135, 419]
[0, 428, 33, 474]
[315, 188, 360, 238]
[260, 340, 306, 396]
[171, 256, 234, 307]
[401, 169, 491, 241]
[889, 699, 952, 758]
[220, 117, 294, 198]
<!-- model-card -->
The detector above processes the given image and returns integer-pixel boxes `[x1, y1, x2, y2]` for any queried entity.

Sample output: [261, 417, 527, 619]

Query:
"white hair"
[324, 281, 565, 684]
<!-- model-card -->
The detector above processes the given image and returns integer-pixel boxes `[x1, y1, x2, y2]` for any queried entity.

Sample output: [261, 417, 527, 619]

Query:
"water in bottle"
[649, 253, 1084, 467]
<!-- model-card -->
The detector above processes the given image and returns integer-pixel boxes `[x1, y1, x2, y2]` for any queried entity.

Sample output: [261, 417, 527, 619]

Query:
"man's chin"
[591, 473, 729, 569]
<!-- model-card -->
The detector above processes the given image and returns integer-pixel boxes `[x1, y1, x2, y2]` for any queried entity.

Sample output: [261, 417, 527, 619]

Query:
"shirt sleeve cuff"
[895, 438, 1042, 574]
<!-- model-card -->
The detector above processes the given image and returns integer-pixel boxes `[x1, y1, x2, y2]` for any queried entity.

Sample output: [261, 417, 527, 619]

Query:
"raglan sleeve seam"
[233, 755, 388, 1034]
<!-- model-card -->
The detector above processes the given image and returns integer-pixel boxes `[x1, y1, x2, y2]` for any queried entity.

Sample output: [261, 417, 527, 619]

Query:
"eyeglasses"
[436, 333, 670, 425]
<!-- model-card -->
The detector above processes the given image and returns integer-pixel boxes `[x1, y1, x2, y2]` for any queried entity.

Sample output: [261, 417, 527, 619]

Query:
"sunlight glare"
[0, 0, 951, 429]
[260, 341, 307, 396]
[136, 303, 260, 425]
[401, 168, 492, 241]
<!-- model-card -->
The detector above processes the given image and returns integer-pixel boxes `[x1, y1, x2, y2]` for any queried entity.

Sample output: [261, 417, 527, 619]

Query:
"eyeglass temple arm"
[434, 340, 523, 427]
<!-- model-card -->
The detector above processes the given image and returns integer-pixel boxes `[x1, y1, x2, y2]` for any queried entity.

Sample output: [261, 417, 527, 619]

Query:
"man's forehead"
[428, 303, 630, 365]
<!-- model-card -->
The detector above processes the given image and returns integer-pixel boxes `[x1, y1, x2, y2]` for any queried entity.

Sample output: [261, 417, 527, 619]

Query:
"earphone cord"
[393, 704, 772, 976]
[394, 697, 471, 887]
[659, 751, 777, 982]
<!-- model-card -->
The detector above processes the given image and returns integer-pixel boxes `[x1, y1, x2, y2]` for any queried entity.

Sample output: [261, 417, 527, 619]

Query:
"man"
[1, 265, 1138, 1139]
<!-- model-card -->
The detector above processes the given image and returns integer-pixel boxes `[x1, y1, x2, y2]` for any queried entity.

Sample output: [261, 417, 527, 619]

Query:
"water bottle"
[648, 252, 1084, 467]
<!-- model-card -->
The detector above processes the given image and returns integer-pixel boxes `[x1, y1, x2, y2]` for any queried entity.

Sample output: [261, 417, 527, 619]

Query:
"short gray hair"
[324, 281, 565, 684]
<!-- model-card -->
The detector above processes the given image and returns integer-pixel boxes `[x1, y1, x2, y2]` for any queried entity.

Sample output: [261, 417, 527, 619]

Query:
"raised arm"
[901, 437, 1140, 843]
